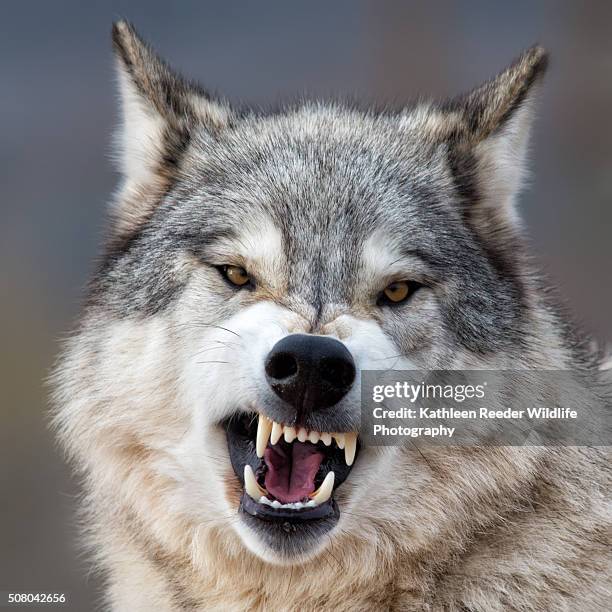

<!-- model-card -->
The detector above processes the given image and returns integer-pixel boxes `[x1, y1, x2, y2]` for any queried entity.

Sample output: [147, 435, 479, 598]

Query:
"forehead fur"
[174, 103, 457, 250]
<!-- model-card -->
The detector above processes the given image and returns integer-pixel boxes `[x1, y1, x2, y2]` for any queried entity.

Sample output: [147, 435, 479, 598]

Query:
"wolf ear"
[111, 21, 231, 235]
[425, 47, 548, 223]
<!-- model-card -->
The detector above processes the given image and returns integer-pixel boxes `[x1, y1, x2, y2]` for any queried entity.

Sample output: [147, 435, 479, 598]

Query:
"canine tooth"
[271, 421, 283, 445]
[244, 465, 265, 500]
[297, 427, 308, 442]
[344, 433, 357, 466]
[334, 433, 345, 449]
[306, 500, 316, 507]
[308, 430, 320, 444]
[321, 432, 332, 446]
[310, 471, 335, 505]
[284, 426, 297, 443]
[256, 414, 273, 457]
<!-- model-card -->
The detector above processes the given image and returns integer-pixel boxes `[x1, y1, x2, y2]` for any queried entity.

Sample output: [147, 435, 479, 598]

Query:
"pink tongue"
[264, 442, 324, 503]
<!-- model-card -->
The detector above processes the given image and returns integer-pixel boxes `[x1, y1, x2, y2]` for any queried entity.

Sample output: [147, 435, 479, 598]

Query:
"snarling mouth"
[225, 412, 359, 553]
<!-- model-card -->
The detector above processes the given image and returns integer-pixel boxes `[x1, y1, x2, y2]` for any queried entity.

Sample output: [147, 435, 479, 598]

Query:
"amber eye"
[222, 265, 250, 287]
[381, 281, 413, 305]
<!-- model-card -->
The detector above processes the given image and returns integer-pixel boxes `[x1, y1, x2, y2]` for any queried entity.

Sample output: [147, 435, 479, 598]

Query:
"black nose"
[265, 334, 356, 414]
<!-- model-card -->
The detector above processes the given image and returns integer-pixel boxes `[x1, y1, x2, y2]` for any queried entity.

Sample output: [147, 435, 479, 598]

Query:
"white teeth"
[256, 414, 272, 458]
[244, 465, 266, 500]
[270, 421, 283, 445]
[248, 416, 355, 510]
[258, 496, 317, 510]
[284, 426, 297, 443]
[344, 432, 357, 466]
[308, 430, 320, 444]
[253, 414, 356, 465]
[310, 471, 335, 505]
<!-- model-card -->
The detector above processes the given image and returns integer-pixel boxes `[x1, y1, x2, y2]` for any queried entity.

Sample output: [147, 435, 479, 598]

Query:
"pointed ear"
[110, 21, 231, 235]
[424, 47, 548, 225]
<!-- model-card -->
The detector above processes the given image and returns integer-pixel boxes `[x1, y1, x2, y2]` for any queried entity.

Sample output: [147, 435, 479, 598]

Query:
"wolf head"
[53, 21, 557, 567]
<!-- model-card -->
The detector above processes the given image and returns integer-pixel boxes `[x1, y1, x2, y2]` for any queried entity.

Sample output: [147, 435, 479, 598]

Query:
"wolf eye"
[379, 281, 419, 306]
[220, 265, 250, 287]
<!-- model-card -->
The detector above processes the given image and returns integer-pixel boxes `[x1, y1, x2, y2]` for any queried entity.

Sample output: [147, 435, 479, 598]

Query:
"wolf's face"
[55, 22, 548, 566]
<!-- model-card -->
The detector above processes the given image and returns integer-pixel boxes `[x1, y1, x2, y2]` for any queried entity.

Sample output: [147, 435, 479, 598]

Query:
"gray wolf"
[51, 21, 611, 611]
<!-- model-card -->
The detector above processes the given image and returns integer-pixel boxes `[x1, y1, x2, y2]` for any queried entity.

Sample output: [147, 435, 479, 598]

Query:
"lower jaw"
[239, 492, 340, 558]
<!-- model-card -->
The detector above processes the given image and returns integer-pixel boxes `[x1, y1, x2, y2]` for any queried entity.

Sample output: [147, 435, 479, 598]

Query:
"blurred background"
[1, 1, 610, 609]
